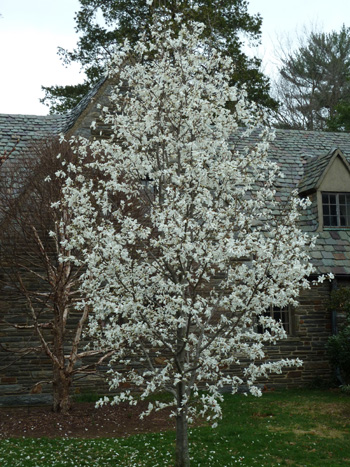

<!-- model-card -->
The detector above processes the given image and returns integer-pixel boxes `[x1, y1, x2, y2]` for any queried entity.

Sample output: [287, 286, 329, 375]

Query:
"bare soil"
[0, 401, 175, 439]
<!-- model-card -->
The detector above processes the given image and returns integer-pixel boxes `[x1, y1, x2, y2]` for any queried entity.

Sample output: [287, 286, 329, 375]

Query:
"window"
[322, 192, 350, 228]
[140, 174, 157, 197]
[257, 306, 292, 335]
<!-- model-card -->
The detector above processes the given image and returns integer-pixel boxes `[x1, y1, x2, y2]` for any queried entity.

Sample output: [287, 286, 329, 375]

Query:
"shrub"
[326, 288, 350, 385]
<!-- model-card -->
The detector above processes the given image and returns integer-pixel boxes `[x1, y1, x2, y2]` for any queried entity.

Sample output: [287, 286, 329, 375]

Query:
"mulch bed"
[0, 401, 175, 439]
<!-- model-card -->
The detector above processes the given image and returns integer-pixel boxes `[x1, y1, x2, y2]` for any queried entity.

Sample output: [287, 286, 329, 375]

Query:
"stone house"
[1, 78, 350, 401]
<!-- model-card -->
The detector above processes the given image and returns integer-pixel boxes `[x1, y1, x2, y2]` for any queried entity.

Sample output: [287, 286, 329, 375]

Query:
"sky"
[0, 0, 81, 115]
[1, 0, 350, 115]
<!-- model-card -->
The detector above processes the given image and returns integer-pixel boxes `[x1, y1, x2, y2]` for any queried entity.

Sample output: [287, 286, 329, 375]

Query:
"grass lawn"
[0, 389, 349, 466]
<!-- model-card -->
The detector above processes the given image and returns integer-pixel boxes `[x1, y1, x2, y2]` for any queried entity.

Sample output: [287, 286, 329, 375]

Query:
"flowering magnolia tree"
[62, 18, 316, 466]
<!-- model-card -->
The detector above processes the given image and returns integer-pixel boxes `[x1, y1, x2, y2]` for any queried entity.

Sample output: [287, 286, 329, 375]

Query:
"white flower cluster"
[61, 19, 313, 424]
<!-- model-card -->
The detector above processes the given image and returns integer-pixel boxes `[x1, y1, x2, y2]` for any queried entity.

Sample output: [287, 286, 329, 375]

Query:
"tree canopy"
[274, 25, 350, 131]
[41, 0, 277, 113]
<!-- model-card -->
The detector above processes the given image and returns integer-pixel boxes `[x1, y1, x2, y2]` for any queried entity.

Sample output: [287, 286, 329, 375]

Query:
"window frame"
[257, 305, 293, 336]
[322, 191, 350, 229]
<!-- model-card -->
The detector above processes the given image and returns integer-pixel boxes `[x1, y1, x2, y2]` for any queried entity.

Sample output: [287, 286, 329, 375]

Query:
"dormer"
[299, 148, 350, 231]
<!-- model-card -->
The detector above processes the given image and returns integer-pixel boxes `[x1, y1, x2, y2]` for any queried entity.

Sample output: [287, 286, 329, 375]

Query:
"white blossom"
[62, 18, 314, 456]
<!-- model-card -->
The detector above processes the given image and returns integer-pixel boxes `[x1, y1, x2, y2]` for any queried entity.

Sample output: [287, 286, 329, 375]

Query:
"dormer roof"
[298, 148, 350, 195]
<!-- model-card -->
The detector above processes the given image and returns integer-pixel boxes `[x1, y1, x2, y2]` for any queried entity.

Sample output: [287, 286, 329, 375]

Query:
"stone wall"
[0, 287, 111, 402]
[216, 281, 335, 391]
[0, 277, 339, 403]
[260, 281, 334, 389]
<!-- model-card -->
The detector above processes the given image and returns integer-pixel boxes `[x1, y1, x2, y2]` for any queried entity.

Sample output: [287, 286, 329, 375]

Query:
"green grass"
[1, 389, 350, 466]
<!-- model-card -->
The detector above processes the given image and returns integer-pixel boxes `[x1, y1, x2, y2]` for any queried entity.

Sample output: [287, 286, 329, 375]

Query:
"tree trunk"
[52, 366, 72, 414]
[52, 286, 72, 414]
[175, 381, 190, 467]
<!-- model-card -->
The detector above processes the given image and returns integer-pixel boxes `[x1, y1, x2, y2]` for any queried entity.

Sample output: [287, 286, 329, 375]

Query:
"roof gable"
[64, 76, 108, 134]
[318, 149, 350, 192]
[298, 148, 350, 194]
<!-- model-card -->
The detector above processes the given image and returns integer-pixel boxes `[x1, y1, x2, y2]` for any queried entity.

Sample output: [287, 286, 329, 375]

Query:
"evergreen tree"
[327, 101, 350, 132]
[41, 0, 277, 113]
[274, 25, 350, 130]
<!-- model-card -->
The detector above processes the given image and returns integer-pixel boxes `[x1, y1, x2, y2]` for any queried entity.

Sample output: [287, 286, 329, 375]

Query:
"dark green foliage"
[326, 288, 350, 384]
[73, 390, 104, 403]
[41, 83, 91, 115]
[41, 0, 277, 113]
[275, 25, 350, 130]
[327, 329, 350, 384]
[327, 101, 350, 132]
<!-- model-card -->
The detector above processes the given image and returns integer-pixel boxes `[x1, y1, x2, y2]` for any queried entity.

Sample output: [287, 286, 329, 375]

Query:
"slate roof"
[298, 148, 334, 194]
[0, 113, 68, 167]
[1, 98, 350, 276]
[269, 129, 350, 276]
[0, 76, 107, 168]
[232, 128, 350, 276]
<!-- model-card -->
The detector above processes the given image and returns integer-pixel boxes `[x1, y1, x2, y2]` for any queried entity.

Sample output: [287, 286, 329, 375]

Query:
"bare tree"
[0, 139, 113, 413]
